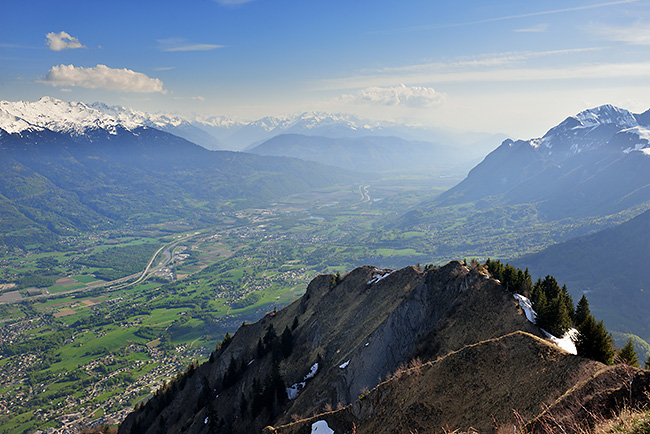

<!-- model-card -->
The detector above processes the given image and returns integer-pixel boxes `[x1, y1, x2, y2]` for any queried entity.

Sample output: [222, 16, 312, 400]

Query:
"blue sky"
[2, 0, 650, 138]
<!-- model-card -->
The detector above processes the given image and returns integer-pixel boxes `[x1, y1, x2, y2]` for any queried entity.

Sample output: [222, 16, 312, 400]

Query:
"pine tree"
[575, 314, 615, 365]
[575, 295, 591, 327]
[617, 339, 640, 367]
[645, 355, 650, 370]
[280, 326, 293, 359]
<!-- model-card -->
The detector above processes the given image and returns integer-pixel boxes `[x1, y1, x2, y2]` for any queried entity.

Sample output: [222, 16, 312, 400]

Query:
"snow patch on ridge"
[514, 294, 537, 323]
[286, 363, 319, 400]
[312, 420, 335, 434]
[514, 294, 577, 355]
[368, 269, 393, 285]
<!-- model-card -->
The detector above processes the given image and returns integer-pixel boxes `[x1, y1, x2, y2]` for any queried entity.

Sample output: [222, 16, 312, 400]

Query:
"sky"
[2, 0, 650, 139]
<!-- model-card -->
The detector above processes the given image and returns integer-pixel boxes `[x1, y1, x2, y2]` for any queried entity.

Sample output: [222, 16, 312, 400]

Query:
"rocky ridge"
[117, 261, 650, 434]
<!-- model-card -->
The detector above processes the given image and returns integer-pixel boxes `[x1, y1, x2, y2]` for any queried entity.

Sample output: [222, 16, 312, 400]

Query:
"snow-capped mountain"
[436, 104, 650, 218]
[0, 96, 140, 136]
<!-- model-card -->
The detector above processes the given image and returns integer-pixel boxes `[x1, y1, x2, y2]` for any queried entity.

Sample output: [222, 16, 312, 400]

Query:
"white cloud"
[342, 85, 446, 108]
[43, 64, 166, 93]
[514, 23, 548, 33]
[591, 22, 650, 45]
[46, 31, 86, 51]
[192, 96, 206, 101]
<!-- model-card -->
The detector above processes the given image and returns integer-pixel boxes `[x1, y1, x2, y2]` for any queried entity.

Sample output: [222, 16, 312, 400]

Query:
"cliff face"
[117, 261, 647, 434]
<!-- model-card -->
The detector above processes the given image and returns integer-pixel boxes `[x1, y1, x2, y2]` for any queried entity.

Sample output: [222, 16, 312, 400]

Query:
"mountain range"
[0, 97, 357, 248]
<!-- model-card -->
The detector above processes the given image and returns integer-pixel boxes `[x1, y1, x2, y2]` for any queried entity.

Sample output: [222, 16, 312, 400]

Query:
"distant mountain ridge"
[247, 133, 474, 173]
[437, 104, 650, 218]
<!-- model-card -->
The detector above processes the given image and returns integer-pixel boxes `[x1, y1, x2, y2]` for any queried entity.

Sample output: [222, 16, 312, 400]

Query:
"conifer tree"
[575, 314, 615, 365]
[645, 355, 650, 370]
[280, 326, 293, 359]
[574, 295, 591, 327]
[617, 339, 640, 367]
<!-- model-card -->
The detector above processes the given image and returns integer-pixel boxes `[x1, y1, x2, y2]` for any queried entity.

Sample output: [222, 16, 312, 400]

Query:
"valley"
[2, 173, 649, 433]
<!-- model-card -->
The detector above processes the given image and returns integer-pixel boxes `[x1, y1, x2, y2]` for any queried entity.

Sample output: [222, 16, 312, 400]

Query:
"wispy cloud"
[154, 67, 175, 71]
[46, 31, 86, 51]
[340, 85, 446, 108]
[192, 96, 206, 101]
[514, 23, 549, 33]
[590, 21, 650, 45]
[318, 61, 650, 91]
[157, 38, 224, 52]
[376, 0, 639, 33]
[42, 64, 166, 93]
[359, 48, 601, 77]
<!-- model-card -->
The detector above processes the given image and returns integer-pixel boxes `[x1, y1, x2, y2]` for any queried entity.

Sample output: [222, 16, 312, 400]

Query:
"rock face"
[117, 261, 649, 434]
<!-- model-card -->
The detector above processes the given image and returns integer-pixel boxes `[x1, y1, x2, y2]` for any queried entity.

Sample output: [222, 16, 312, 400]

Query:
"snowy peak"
[572, 104, 638, 130]
[88, 102, 190, 129]
[0, 97, 139, 135]
[529, 104, 647, 157]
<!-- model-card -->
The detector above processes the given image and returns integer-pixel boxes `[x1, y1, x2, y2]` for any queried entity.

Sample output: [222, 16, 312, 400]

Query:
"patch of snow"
[365, 342, 369, 347]
[286, 382, 304, 400]
[367, 270, 392, 285]
[514, 294, 537, 324]
[304, 362, 319, 380]
[286, 363, 320, 400]
[248, 359, 254, 366]
[542, 328, 578, 355]
[339, 360, 350, 369]
[312, 420, 335, 434]
[204, 417, 208, 424]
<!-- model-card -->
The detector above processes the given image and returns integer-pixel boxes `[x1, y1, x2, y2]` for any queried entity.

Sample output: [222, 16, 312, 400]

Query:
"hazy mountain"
[513, 208, 650, 343]
[89, 102, 223, 150]
[118, 261, 648, 434]
[191, 112, 504, 156]
[437, 104, 650, 219]
[0, 98, 357, 248]
[247, 133, 473, 173]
